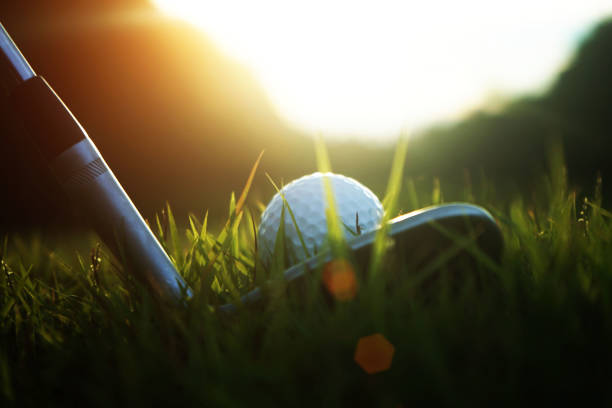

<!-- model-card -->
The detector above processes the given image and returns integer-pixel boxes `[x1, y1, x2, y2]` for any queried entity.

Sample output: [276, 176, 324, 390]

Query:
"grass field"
[2, 143, 612, 407]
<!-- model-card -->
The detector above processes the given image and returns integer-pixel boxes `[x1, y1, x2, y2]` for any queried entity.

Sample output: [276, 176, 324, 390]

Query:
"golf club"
[0, 23, 504, 310]
[0, 22, 190, 303]
[219, 203, 503, 312]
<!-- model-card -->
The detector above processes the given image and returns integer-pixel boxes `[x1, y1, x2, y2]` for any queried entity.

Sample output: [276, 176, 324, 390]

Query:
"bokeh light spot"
[322, 259, 358, 301]
[354, 333, 395, 374]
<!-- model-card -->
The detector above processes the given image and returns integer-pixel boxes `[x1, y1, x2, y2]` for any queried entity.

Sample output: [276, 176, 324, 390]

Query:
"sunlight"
[153, 0, 612, 139]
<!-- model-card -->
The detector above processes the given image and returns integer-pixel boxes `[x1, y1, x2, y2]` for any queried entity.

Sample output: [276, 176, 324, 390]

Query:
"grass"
[2, 143, 612, 407]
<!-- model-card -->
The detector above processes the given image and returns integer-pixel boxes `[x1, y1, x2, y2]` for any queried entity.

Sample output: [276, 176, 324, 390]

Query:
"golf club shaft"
[0, 23, 34, 89]
[0, 23, 191, 303]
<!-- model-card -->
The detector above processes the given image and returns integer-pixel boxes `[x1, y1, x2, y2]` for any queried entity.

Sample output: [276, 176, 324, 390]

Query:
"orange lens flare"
[322, 259, 358, 301]
[354, 333, 395, 374]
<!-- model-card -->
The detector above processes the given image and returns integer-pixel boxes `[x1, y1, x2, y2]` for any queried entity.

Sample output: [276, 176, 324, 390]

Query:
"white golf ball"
[258, 172, 384, 266]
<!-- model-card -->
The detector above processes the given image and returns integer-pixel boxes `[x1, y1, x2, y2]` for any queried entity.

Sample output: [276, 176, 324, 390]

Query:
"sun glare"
[153, 0, 612, 140]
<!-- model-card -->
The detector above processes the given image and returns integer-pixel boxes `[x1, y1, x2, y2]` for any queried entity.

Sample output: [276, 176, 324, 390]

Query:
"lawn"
[2, 144, 612, 407]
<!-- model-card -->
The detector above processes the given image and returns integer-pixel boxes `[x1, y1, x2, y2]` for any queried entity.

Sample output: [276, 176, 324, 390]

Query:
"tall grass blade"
[315, 136, 346, 259]
[265, 173, 311, 260]
[166, 203, 182, 268]
[370, 136, 409, 277]
[236, 150, 264, 215]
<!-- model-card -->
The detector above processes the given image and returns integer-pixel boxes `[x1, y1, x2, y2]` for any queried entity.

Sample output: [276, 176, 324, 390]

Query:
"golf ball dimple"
[258, 172, 384, 266]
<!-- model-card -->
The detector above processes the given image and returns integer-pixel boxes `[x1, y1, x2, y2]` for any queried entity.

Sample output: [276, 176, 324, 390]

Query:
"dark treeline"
[330, 18, 612, 206]
[0, 1, 611, 230]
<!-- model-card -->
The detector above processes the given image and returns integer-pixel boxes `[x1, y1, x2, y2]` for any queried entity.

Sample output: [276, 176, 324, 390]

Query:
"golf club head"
[219, 203, 503, 312]
[0, 23, 191, 303]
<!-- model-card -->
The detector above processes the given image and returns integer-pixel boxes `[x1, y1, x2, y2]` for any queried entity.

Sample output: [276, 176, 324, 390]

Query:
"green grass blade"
[265, 173, 312, 259]
[236, 150, 264, 215]
[406, 178, 419, 212]
[370, 136, 409, 277]
[166, 203, 182, 268]
[315, 136, 346, 259]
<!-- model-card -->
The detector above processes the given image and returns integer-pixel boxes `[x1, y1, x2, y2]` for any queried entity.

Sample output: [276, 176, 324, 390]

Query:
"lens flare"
[354, 333, 395, 374]
[323, 259, 358, 301]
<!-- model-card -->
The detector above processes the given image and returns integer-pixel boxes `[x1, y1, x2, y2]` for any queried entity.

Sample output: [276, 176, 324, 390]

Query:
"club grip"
[10, 76, 191, 303]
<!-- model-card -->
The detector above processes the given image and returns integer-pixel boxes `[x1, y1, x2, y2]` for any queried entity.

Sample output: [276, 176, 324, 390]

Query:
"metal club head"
[219, 203, 503, 312]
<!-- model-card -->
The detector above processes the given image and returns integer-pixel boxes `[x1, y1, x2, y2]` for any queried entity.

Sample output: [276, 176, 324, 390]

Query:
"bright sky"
[153, 0, 612, 140]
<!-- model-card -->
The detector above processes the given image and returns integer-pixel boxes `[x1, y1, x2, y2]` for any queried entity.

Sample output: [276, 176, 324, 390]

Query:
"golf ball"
[258, 172, 384, 266]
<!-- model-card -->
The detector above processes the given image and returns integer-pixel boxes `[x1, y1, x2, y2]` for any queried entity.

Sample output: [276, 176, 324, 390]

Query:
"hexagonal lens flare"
[354, 333, 395, 374]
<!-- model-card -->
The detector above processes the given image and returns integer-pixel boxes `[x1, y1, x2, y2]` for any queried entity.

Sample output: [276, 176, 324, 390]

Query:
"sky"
[152, 0, 612, 140]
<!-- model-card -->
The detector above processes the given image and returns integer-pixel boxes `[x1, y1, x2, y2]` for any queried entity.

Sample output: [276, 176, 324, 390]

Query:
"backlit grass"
[1, 143, 612, 407]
